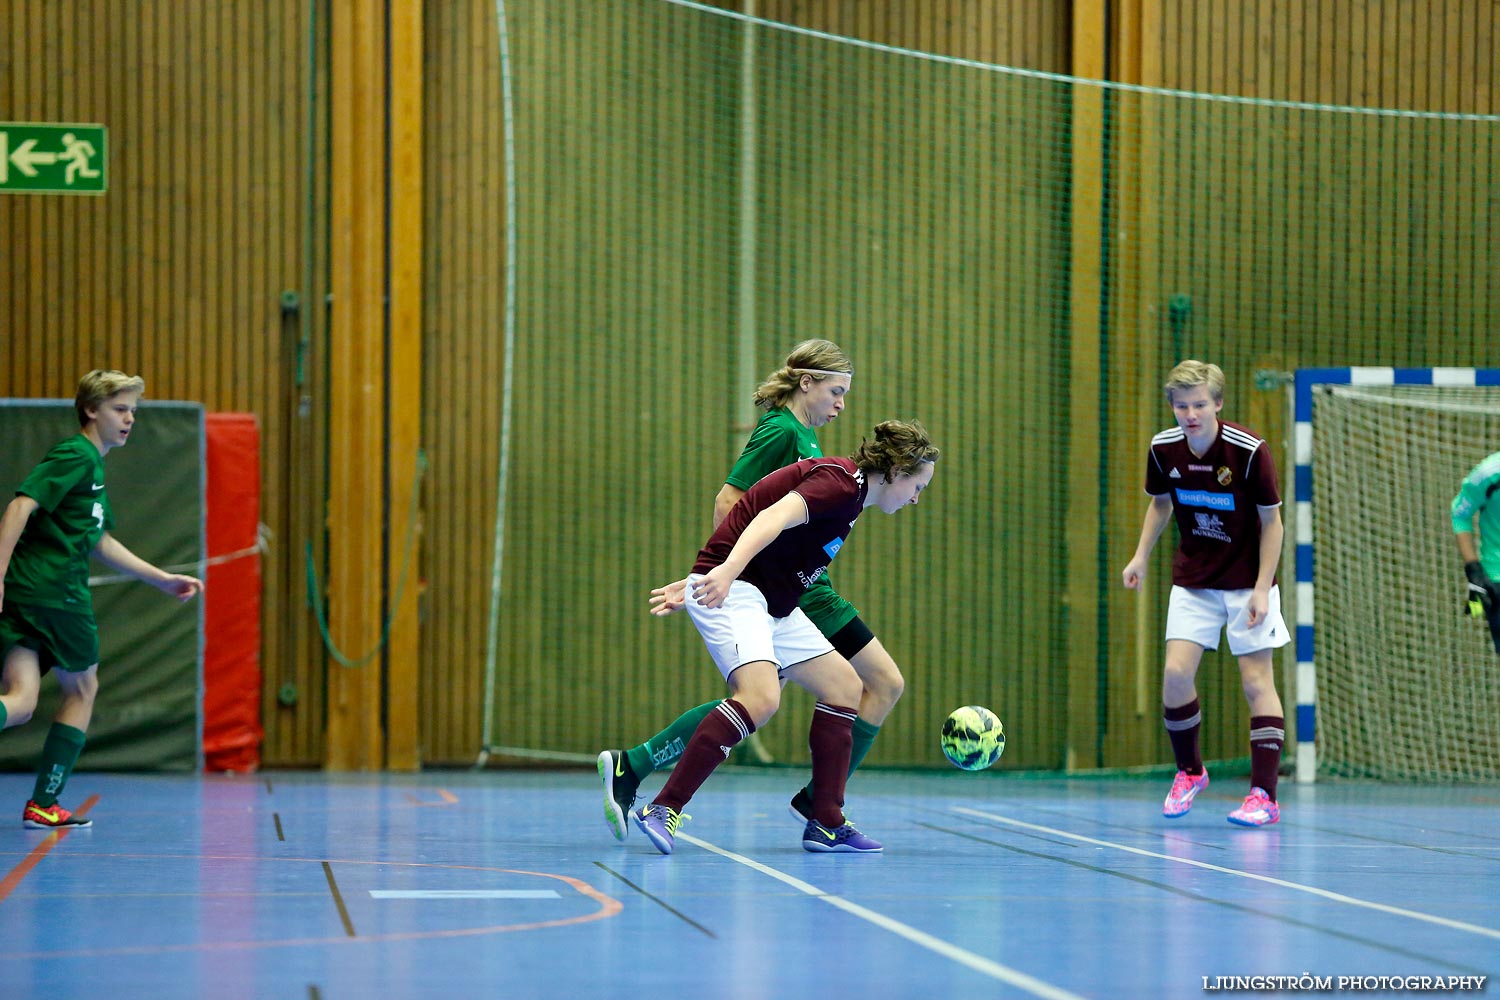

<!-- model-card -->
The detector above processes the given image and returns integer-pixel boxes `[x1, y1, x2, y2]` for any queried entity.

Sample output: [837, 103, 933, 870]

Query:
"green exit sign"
[0, 122, 107, 195]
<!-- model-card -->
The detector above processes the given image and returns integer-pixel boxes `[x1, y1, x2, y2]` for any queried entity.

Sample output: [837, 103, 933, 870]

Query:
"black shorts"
[827, 615, 876, 660]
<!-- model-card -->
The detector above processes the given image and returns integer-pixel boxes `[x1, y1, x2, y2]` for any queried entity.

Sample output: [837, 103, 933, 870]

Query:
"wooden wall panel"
[752, 0, 1072, 72]
[417, 0, 507, 763]
[325, 0, 388, 770]
[1, 0, 330, 766]
[1156, 0, 1498, 111]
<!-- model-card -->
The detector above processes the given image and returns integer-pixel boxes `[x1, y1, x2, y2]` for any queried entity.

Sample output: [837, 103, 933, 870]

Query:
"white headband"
[798, 368, 853, 380]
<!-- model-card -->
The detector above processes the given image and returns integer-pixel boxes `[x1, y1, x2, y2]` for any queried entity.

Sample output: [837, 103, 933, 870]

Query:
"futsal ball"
[940, 705, 1005, 771]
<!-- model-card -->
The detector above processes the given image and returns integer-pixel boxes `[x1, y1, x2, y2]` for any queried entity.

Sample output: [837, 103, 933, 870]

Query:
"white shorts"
[684, 575, 834, 680]
[1165, 584, 1290, 656]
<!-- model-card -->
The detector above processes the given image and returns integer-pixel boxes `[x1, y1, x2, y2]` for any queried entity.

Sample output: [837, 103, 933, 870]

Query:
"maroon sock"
[808, 703, 856, 828]
[654, 699, 755, 814]
[1163, 699, 1203, 775]
[1249, 715, 1285, 800]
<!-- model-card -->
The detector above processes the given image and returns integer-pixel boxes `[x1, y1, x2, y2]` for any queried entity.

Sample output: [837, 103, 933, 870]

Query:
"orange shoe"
[23, 800, 92, 829]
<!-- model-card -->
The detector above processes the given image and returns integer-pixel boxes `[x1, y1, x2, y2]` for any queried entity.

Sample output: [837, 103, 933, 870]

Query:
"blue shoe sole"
[802, 819, 882, 853]
[632, 808, 675, 855]
[802, 839, 883, 853]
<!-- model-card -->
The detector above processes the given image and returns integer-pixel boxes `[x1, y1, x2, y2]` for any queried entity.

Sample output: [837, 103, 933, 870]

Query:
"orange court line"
[0, 865, 622, 959]
[0, 793, 100, 903]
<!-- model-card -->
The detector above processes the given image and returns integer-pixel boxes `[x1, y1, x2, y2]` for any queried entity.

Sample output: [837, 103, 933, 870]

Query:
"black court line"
[1297, 820, 1500, 858]
[1379, 818, 1500, 845]
[274, 813, 286, 842]
[592, 861, 716, 937]
[922, 821, 1490, 974]
[322, 862, 356, 937]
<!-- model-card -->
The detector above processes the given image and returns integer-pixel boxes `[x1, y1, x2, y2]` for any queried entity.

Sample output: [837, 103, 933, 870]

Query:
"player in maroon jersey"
[1121, 361, 1288, 827]
[632, 419, 940, 855]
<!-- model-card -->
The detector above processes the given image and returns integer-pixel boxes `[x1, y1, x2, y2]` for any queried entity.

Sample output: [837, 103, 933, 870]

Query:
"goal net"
[1311, 384, 1500, 781]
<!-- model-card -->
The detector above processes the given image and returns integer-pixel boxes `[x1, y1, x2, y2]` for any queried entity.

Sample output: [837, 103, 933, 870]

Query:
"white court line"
[954, 807, 1500, 941]
[676, 832, 1085, 1000]
[368, 890, 560, 899]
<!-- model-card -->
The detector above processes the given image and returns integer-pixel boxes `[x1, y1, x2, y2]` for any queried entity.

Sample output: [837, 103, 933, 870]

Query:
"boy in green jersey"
[0, 370, 203, 829]
[1453, 450, 1500, 655]
[599, 340, 910, 840]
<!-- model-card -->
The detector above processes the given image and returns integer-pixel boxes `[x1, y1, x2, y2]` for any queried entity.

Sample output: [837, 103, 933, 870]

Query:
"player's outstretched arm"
[1122, 494, 1174, 590]
[92, 533, 204, 601]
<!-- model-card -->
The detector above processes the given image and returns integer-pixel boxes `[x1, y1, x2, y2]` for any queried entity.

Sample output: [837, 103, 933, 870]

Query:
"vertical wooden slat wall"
[325, 0, 388, 770]
[753, 0, 1071, 68]
[417, 0, 504, 763]
[1, 1, 331, 765]
[1068, 0, 1110, 770]
[386, 0, 425, 772]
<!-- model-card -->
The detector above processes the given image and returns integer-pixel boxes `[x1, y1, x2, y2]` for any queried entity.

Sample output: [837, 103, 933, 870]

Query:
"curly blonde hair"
[751, 339, 853, 410]
[75, 369, 146, 426]
[851, 419, 940, 483]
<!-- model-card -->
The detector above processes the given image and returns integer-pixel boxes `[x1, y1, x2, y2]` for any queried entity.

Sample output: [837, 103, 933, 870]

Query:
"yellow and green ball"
[940, 705, 1005, 770]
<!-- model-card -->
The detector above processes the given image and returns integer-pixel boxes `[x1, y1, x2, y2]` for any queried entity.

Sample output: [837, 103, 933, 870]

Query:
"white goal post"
[1292, 367, 1500, 783]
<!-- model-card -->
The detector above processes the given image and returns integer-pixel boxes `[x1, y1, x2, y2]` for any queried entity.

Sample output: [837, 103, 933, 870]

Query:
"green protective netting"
[1312, 385, 1500, 782]
[480, 0, 1498, 771]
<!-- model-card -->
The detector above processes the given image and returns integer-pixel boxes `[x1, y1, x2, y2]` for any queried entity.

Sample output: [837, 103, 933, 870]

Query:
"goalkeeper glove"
[1464, 561, 1498, 617]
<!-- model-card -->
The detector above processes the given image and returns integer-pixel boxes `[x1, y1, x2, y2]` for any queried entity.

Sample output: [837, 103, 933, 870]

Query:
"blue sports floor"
[0, 767, 1496, 999]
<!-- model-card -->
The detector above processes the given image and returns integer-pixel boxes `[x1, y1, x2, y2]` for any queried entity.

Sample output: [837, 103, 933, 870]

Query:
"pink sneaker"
[1162, 769, 1209, 818]
[1227, 787, 1280, 827]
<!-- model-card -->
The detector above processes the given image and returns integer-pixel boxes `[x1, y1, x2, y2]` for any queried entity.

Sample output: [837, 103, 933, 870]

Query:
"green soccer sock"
[625, 700, 719, 778]
[802, 716, 881, 799]
[847, 716, 881, 775]
[31, 723, 87, 808]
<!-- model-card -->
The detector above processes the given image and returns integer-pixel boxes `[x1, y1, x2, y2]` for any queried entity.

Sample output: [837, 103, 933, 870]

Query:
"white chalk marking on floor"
[954, 805, 1500, 941]
[678, 832, 1085, 1000]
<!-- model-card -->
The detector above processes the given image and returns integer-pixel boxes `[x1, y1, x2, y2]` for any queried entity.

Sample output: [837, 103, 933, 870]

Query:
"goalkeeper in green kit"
[1453, 450, 1500, 656]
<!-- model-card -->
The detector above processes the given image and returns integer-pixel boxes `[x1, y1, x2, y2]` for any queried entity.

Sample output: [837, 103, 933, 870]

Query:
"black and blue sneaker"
[597, 749, 640, 842]
[788, 786, 814, 825]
